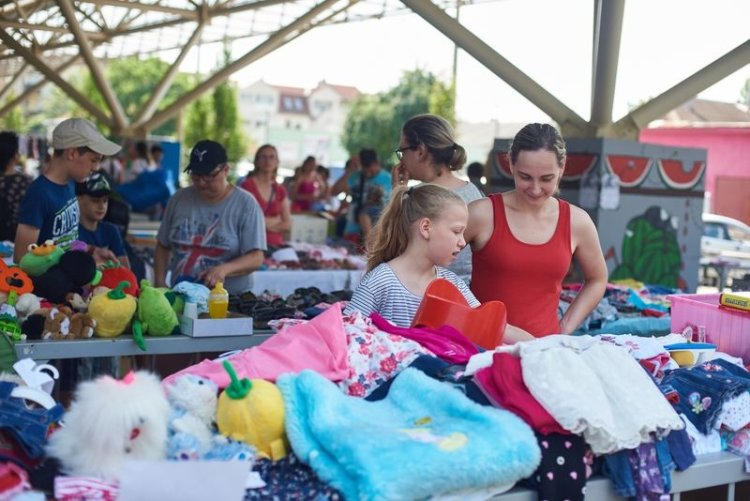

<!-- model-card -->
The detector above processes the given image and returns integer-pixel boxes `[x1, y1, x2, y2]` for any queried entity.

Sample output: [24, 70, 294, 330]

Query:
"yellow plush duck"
[216, 361, 288, 461]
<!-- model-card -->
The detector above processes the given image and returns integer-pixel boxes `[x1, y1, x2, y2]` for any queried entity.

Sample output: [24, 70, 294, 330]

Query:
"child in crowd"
[14, 118, 120, 263]
[344, 184, 478, 327]
[76, 171, 130, 268]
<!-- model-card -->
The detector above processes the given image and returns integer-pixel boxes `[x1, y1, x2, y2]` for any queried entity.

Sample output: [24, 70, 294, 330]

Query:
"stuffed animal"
[46, 371, 170, 481]
[216, 361, 288, 461]
[18, 240, 64, 277]
[165, 374, 256, 462]
[64, 292, 89, 313]
[88, 281, 136, 339]
[14, 293, 41, 323]
[132, 280, 179, 351]
[23, 306, 96, 340]
[32, 251, 101, 304]
[98, 260, 139, 297]
[166, 374, 218, 460]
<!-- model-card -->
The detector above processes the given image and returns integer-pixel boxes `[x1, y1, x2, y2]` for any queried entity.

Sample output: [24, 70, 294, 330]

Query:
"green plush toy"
[132, 279, 180, 351]
[19, 240, 65, 276]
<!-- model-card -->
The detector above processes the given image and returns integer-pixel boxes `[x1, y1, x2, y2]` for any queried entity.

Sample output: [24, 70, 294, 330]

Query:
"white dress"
[505, 335, 684, 454]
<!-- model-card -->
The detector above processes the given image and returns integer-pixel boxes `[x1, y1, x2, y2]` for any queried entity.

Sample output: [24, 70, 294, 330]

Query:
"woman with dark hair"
[392, 114, 483, 283]
[290, 155, 322, 213]
[0, 131, 31, 242]
[465, 123, 607, 343]
[239, 144, 291, 247]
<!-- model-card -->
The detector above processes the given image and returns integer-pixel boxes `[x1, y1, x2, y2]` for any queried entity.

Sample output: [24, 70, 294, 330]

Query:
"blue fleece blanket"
[278, 368, 540, 500]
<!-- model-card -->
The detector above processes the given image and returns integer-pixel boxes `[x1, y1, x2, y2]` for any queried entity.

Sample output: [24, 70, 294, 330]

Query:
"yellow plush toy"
[88, 281, 137, 338]
[216, 361, 288, 461]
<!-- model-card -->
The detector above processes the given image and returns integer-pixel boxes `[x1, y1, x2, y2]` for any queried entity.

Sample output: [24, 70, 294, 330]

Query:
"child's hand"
[91, 246, 118, 266]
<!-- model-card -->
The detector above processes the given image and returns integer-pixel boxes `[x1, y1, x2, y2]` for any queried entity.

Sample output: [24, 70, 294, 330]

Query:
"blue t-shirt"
[17, 175, 79, 249]
[345, 169, 392, 234]
[77, 221, 126, 257]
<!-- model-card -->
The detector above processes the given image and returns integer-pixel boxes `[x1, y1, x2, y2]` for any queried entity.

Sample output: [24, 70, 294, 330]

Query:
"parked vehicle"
[702, 213, 750, 259]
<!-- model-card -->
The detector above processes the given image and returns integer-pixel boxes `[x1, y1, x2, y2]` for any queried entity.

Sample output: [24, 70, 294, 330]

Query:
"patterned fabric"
[717, 391, 750, 431]
[0, 172, 31, 242]
[54, 476, 119, 501]
[245, 453, 342, 500]
[337, 311, 432, 397]
[520, 433, 588, 501]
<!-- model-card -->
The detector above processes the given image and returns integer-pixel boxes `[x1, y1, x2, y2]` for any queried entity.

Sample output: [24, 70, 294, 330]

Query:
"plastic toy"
[411, 278, 507, 350]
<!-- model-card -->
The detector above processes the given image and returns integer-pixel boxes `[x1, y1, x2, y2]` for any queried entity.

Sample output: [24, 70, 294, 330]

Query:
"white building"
[238, 79, 359, 168]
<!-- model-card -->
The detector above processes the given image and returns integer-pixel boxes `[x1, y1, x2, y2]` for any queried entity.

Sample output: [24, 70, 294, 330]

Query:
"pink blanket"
[162, 304, 349, 388]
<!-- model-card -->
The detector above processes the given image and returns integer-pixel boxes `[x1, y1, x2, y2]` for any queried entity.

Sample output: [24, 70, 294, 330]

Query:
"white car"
[702, 213, 750, 259]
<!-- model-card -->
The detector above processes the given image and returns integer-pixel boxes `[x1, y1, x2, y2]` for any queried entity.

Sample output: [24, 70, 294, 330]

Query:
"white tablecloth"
[250, 269, 365, 297]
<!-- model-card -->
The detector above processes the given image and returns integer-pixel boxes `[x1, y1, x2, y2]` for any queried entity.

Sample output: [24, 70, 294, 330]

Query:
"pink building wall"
[639, 127, 750, 196]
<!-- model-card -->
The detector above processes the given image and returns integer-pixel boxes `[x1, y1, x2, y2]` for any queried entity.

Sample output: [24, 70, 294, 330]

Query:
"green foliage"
[79, 56, 193, 136]
[342, 69, 456, 166]
[0, 94, 23, 131]
[184, 95, 213, 151]
[211, 80, 247, 163]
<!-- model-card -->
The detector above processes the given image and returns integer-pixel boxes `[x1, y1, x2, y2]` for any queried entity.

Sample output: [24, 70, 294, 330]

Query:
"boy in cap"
[76, 171, 129, 268]
[14, 118, 121, 263]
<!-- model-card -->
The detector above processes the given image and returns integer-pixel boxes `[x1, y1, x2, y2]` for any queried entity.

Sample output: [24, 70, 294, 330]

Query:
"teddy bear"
[165, 374, 255, 463]
[22, 306, 96, 340]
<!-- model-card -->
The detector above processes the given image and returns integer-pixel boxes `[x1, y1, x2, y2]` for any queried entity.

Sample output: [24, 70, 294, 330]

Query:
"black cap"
[185, 140, 228, 175]
[75, 170, 112, 197]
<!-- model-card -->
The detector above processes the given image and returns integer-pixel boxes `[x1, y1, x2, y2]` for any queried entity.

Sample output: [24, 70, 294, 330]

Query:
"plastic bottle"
[208, 282, 229, 319]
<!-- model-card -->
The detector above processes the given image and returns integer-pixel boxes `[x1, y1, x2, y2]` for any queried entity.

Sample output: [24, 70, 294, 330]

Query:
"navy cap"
[185, 140, 228, 175]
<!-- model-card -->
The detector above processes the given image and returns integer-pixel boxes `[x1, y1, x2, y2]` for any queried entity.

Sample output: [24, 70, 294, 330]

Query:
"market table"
[497, 451, 749, 500]
[250, 269, 364, 297]
[14, 332, 274, 360]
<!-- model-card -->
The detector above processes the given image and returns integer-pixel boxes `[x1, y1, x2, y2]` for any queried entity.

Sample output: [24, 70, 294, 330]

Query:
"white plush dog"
[46, 371, 170, 481]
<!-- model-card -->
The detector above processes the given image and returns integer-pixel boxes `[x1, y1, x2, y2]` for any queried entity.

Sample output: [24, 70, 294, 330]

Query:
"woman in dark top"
[0, 131, 31, 242]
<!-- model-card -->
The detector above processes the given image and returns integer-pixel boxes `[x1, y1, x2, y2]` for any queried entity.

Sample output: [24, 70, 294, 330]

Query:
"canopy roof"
[1, 0, 748, 138]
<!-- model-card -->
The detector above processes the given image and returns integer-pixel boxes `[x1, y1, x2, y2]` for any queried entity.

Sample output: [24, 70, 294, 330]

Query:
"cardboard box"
[179, 312, 253, 337]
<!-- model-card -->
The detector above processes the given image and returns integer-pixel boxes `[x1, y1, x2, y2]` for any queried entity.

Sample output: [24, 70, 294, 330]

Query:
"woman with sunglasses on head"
[392, 114, 484, 284]
[465, 123, 607, 343]
[154, 140, 267, 293]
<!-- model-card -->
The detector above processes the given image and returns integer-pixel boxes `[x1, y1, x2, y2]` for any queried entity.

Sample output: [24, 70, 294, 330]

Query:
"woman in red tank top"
[466, 124, 608, 342]
[240, 144, 291, 247]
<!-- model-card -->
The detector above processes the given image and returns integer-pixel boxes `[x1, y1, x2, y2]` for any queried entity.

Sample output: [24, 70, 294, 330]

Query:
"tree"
[183, 95, 213, 151]
[79, 56, 194, 137]
[0, 94, 23, 131]
[211, 79, 247, 163]
[342, 69, 456, 166]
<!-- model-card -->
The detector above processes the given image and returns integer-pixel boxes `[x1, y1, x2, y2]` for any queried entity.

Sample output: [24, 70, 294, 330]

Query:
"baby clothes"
[337, 311, 432, 398]
[370, 312, 479, 364]
[716, 391, 750, 432]
[474, 353, 569, 435]
[504, 335, 684, 454]
[520, 433, 588, 501]
[659, 358, 750, 434]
